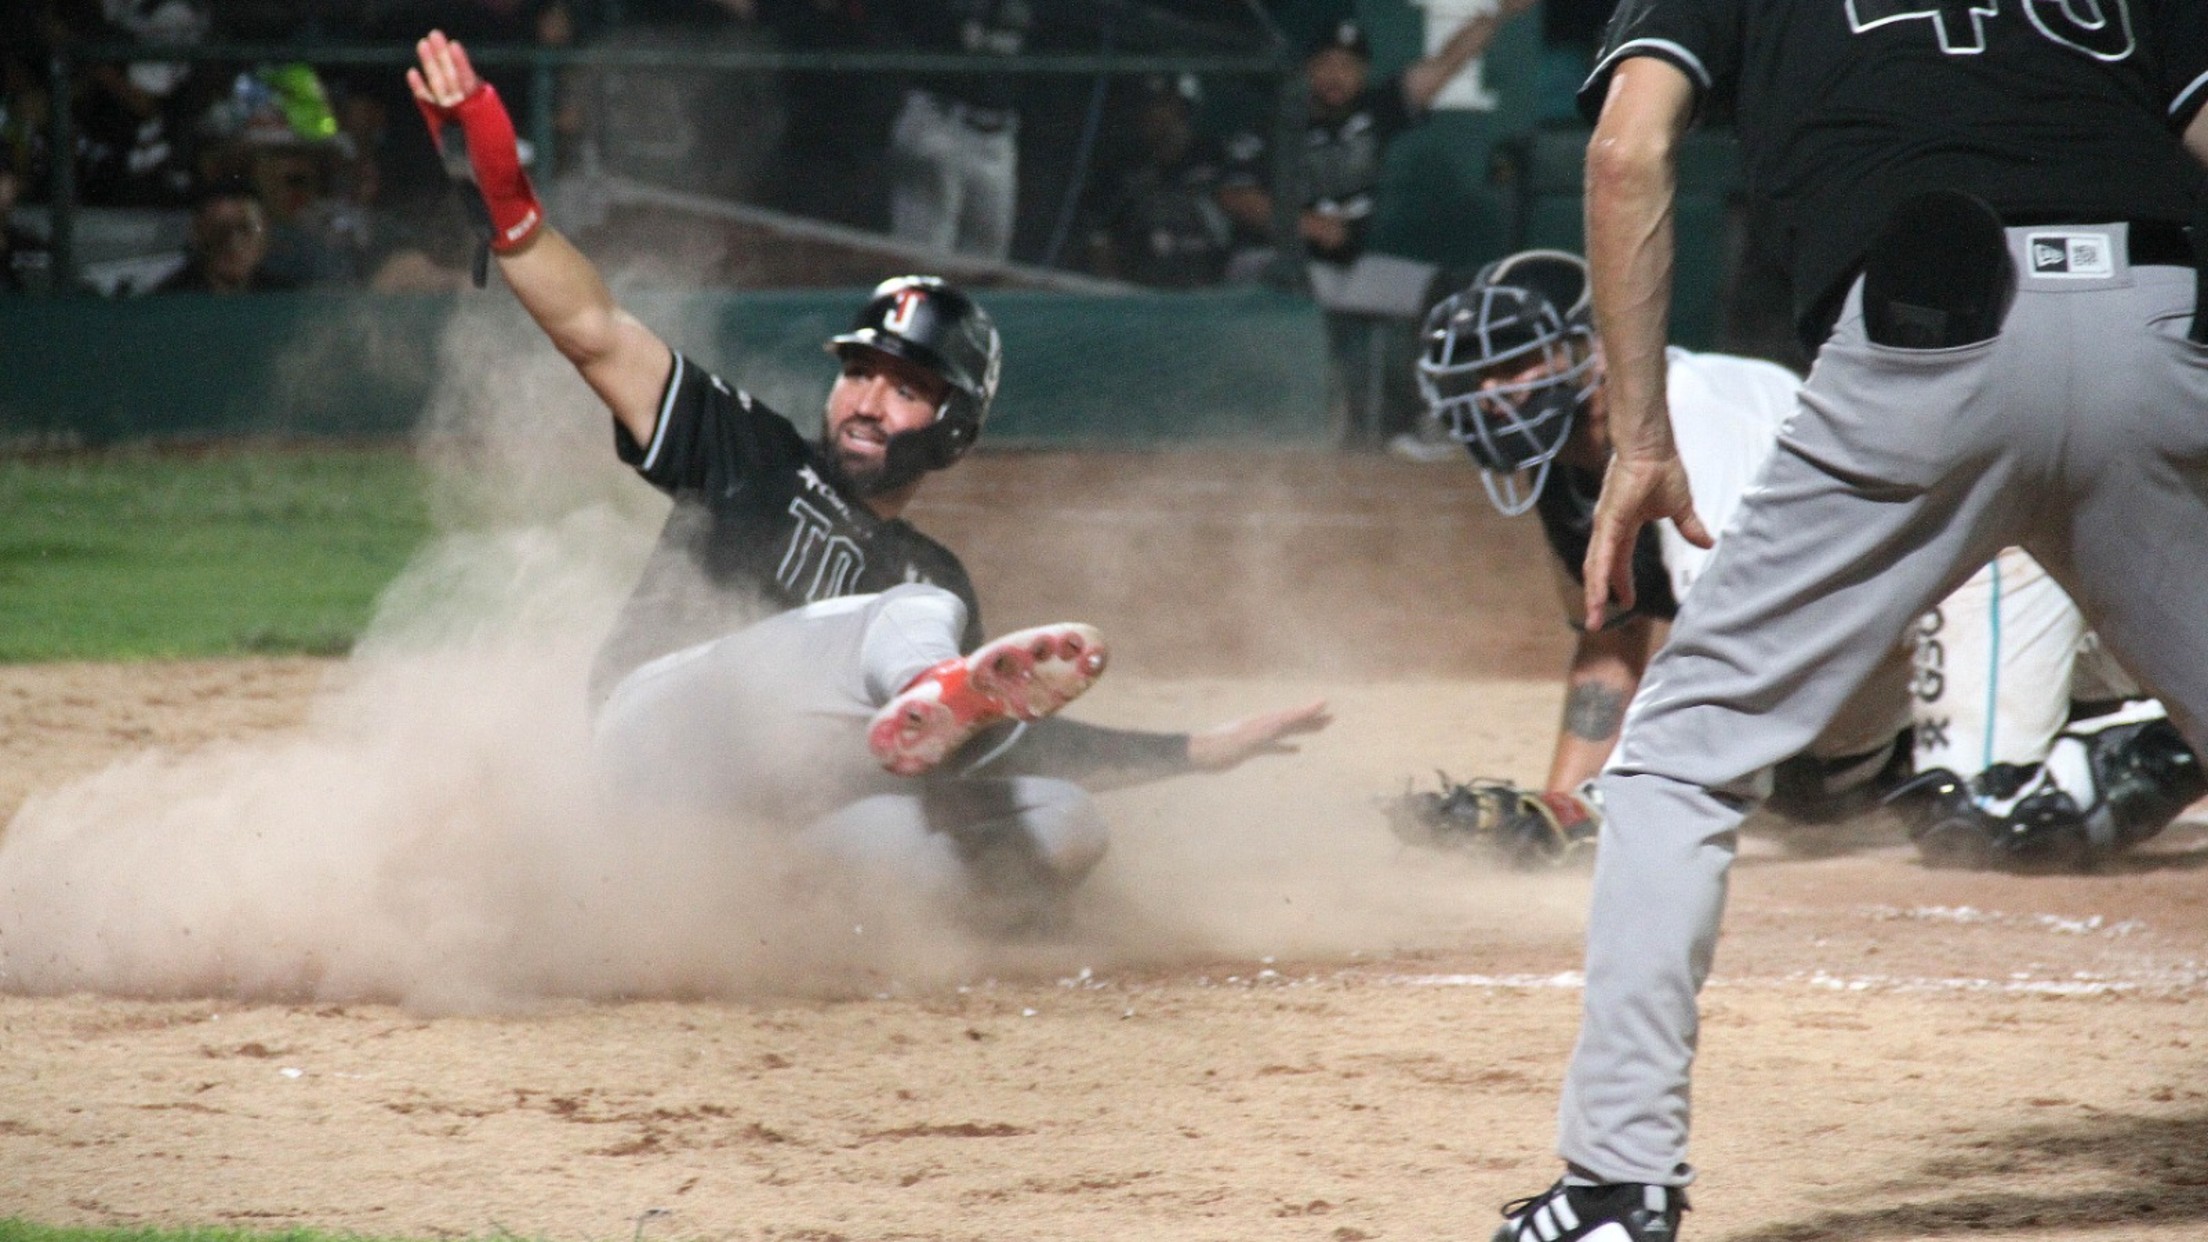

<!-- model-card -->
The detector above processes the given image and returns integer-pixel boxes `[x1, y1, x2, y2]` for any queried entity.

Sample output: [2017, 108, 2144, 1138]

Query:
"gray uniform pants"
[593, 584, 1106, 907]
[888, 89, 1018, 261]
[1560, 230, 2208, 1185]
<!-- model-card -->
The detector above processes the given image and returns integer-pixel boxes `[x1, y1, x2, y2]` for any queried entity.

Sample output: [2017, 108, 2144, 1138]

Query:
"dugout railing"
[12, 29, 1762, 447]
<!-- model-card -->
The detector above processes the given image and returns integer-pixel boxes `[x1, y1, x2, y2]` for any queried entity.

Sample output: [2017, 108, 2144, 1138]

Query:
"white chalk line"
[1381, 970, 2208, 997]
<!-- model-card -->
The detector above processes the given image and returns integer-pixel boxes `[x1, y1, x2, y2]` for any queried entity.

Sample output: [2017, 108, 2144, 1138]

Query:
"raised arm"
[409, 30, 671, 445]
[1400, 0, 1537, 114]
[1580, 55, 1710, 630]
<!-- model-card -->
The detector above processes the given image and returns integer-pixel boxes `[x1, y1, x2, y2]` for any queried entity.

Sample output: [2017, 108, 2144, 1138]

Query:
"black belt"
[923, 91, 1015, 133]
[2127, 221, 2195, 267]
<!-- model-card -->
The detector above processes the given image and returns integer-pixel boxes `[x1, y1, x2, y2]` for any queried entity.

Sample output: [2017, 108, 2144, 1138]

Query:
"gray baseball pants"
[593, 584, 1106, 906]
[1559, 229, 2208, 1184]
[888, 89, 1018, 260]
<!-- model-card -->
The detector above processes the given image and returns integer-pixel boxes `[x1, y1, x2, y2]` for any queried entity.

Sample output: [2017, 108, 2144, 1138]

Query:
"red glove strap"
[417, 82, 542, 253]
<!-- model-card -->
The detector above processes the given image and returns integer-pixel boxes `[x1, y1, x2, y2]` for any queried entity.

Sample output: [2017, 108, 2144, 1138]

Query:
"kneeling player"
[1394, 251, 2198, 870]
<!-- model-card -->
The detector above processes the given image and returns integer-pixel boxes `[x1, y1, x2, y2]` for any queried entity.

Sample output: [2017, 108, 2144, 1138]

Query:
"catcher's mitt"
[1384, 774, 1600, 869]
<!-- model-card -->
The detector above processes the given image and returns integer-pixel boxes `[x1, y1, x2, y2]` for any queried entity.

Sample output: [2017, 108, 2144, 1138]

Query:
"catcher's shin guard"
[868, 623, 1107, 776]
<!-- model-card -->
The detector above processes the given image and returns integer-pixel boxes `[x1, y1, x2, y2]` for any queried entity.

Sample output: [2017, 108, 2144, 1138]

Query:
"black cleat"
[1492, 1180, 1687, 1241]
[1887, 767, 1998, 869]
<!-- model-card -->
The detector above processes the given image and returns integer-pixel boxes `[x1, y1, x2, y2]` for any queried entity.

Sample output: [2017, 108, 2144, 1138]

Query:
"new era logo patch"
[2026, 232, 2114, 279]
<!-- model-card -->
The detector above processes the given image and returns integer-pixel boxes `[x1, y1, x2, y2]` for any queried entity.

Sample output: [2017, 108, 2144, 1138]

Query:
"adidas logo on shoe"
[1493, 1180, 1687, 1242]
[868, 623, 1108, 776]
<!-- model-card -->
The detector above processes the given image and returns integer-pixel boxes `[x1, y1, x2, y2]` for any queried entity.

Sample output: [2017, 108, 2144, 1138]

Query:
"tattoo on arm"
[1564, 682, 1628, 742]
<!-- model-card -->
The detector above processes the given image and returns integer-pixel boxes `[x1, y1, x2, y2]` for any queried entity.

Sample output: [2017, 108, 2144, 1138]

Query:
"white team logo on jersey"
[2026, 232, 2115, 278]
[779, 497, 864, 600]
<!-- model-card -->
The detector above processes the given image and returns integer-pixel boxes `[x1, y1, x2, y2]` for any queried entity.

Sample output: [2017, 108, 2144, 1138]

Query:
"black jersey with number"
[1534, 462, 1680, 627]
[1580, 0, 2208, 340]
[590, 352, 984, 703]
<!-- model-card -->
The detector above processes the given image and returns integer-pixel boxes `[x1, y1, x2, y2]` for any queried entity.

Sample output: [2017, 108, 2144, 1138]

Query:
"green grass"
[0, 448, 433, 662]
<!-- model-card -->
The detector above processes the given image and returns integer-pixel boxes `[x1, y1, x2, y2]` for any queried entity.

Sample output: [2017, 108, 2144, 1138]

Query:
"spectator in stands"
[1218, 10, 1534, 453]
[1084, 75, 1231, 289]
[758, 0, 900, 230]
[2, 9, 55, 199]
[365, 196, 476, 292]
[255, 143, 362, 288]
[192, 62, 363, 287]
[877, 0, 1034, 260]
[0, 156, 54, 293]
[154, 178, 296, 293]
[1215, 8, 1533, 278]
[2, 85, 53, 203]
[72, 0, 214, 207]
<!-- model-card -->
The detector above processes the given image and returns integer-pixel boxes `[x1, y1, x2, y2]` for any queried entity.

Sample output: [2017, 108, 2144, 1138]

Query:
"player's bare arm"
[1186, 699, 1332, 772]
[1581, 56, 1709, 630]
[408, 30, 672, 445]
[1400, 0, 1537, 113]
[2187, 106, 2208, 167]
[1544, 617, 1654, 794]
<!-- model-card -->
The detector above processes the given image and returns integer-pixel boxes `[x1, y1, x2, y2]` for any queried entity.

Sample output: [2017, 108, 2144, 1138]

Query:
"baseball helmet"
[828, 275, 1003, 473]
[1416, 250, 1598, 515]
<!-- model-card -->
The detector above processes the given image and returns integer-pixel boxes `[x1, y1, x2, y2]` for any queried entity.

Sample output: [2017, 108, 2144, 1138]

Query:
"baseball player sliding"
[405, 31, 1327, 928]
[1393, 250, 2201, 872]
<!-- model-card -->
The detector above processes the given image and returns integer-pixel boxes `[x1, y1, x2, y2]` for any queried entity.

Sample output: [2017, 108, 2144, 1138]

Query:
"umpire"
[1489, 0, 2208, 1237]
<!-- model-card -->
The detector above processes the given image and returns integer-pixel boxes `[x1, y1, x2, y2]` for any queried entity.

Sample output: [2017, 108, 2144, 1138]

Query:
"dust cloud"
[0, 295, 1582, 1011]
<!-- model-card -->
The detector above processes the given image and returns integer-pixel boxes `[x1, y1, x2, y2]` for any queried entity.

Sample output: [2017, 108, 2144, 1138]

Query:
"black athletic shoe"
[1491, 1180, 1687, 1242]
[1887, 767, 2000, 869]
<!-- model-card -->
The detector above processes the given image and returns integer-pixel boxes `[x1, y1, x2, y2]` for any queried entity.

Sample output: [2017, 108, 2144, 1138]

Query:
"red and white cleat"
[868, 623, 1109, 776]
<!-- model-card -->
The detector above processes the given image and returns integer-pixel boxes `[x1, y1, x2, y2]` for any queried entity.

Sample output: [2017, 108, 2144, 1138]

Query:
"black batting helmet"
[828, 275, 1002, 471]
[1416, 250, 1598, 515]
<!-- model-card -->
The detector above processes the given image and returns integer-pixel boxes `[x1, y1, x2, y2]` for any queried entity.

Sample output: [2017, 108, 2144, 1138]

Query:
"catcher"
[1391, 250, 2201, 870]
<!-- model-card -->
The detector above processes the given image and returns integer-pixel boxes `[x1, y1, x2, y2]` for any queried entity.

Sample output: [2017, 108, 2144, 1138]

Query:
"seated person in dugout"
[405, 31, 1330, 927]
[1396, 251, 2201, 871]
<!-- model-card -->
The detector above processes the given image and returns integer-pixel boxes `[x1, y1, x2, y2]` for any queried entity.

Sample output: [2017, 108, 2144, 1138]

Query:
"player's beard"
[817, 431, 931, 499]
[816, 431, 882, 495]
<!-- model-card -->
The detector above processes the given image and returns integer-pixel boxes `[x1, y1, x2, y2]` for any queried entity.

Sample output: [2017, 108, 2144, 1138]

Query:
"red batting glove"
[414, 82, 542, 253]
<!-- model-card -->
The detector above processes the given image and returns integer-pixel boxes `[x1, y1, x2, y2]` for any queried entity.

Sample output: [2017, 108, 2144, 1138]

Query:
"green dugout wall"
[0, 288, 1329, 447]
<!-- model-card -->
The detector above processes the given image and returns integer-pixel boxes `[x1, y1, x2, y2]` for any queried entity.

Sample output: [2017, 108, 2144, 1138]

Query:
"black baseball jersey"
[1581, 0, 2208, 339]
[879, 0, 1032, 114]
[1222, 81, 1416, 263]
[1535, 463, 1679, 628]
[1095, 143, 1234, 288]
[590, 352, 984, 703]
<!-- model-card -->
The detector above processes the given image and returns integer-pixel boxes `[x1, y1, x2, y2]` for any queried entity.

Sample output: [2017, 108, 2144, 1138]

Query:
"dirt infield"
[4, 452, 2207, 1242]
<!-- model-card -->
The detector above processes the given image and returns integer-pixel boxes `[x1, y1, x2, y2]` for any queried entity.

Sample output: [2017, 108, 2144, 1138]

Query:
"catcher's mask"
[1417, 250, 1598, 516]
[827, 275, 1003, 491]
